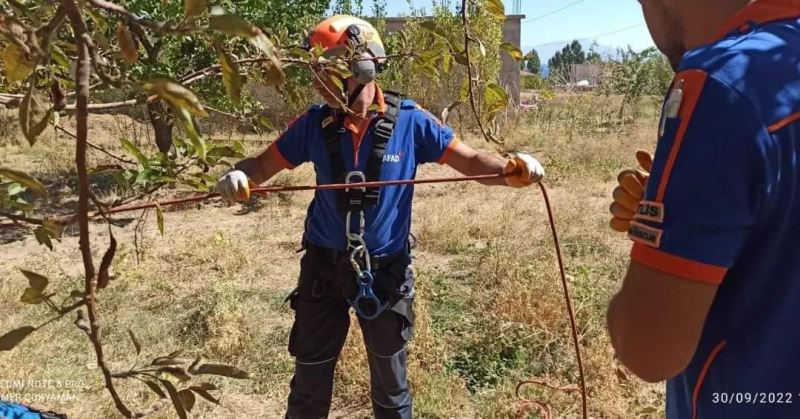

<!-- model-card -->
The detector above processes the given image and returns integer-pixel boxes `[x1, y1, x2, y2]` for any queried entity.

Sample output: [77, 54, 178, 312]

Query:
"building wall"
[383, 15, 524, 104]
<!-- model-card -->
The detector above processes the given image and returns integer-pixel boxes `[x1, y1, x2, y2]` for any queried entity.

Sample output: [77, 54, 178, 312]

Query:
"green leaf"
[232, 140, 245, 155]
[120, 139, 149, 168]
[7, 183, 25, 196]
[159, 367, 192, 383]
[261, 61, 285, 86]
[33, 226, 53, 250]
[195, 363, 250, 379]
[128, 329, 141, 355]
[0, 326, 35, 351]
[209, 13, 258, 38]
[159, 379, 188, 419]
[20, 269, 48, 291]
[178, 389, 196, 412]
[135, 168, 160, 185]
[485, 83, 509, 113]
[214, 42, 246, 105]
[190, 382, 218, 391]
[185, 0, 207, 18]
[42, 218, 64, 238]
[206, 146, 238, 158]
[484, 0, 506, 20]
[171, 106, 206, 160]
[3, 44, 35, 82]
[190, 387, 219, 405]
[459, 78, 471, 102]
[86, 7, 108, 33]
[327, 75, 344, 93]
[155, 203, 164, 236]
[18, 84, 53, 146]
[50, 45, 70, 68]
[142, 79, 207, 117]
[142, 380, 166, 398]
[97, 231, 116, 290]
[20, 287, 44, 304]
[500, 42, 523, 61]
[0, 168, 46, 197]
[442, 53, 452, 74]
[151, 356, 184, 366]
[167, 349, 184, 358]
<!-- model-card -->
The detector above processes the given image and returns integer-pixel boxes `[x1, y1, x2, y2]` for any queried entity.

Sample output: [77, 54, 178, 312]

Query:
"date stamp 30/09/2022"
[711, 392, 796, 405]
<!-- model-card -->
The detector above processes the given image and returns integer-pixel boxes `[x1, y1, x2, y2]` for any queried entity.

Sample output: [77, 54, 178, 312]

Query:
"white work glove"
[216, 170, 251, 202]
[504, 153, 545, 187]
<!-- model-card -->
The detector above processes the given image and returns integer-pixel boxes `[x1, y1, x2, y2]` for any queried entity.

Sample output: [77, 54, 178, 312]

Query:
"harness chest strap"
[321, 91, 404, 212]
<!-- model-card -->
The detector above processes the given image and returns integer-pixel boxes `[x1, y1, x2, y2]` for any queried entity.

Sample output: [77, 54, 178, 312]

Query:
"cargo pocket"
[390, 265, 415, 342]
[391, 295, 415, 342]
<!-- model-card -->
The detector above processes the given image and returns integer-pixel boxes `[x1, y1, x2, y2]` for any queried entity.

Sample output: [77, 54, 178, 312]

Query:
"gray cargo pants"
[285, 244, 415, 419]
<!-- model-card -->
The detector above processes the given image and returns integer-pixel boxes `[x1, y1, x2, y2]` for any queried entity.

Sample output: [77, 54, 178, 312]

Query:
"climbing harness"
[322, 92, 403, 319]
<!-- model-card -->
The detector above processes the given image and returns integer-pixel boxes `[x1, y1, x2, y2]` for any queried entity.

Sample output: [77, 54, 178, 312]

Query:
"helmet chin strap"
[347, 82, 366, 107]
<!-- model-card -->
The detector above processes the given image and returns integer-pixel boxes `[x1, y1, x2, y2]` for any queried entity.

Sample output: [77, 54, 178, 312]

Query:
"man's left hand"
[504, 153, 545, 187]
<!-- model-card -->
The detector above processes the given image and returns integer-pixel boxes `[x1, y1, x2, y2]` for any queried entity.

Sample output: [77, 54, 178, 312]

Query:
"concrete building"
[384, 14, 525, 105]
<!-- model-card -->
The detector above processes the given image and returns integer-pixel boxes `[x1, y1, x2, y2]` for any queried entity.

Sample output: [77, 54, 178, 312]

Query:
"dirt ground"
[0, 98, 665, 418]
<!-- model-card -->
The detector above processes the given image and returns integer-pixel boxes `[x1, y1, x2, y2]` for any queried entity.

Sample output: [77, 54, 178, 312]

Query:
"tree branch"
[0, 211, 45, 226]
[86, 0, 196, 34]
[61, 0, 132, 416]
[54, 124, 137, 165]
[460, 0, 490, 143]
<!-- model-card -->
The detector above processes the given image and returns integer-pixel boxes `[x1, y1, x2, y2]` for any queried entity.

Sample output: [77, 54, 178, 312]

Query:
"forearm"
[234, 157, 268, 184]
[453, 150, 509, 186]
[606, 294, 624, 356]
[233, 146, 283, 185]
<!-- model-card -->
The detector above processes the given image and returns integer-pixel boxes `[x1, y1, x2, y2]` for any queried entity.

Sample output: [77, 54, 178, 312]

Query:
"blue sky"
[355, 0, 656, 60]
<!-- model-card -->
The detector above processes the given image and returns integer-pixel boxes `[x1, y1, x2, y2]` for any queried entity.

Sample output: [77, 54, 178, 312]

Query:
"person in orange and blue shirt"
[215, 15, 544, 419]
[607, 0, 800, 418]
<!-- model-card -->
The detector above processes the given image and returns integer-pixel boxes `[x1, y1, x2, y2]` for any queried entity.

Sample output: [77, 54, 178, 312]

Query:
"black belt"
[304, 242, 406, 271]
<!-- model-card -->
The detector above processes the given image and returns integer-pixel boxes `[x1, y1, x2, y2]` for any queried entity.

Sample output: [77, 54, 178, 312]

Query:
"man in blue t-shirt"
[215, 15, 544, 419]
[607, 0, 800, 418]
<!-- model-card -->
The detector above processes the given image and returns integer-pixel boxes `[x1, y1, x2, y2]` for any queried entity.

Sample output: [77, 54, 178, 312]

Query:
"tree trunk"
[147, 100, 174, 153]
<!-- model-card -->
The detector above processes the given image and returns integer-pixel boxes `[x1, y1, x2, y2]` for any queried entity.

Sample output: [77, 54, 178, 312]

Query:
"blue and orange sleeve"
[412, 105, 458, 165]
[629, 70, 768, 284]
[271, 111, 313, 169]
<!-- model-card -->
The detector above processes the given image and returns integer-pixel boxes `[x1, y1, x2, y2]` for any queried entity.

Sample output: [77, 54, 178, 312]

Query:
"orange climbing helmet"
[304, 15, 386, 84]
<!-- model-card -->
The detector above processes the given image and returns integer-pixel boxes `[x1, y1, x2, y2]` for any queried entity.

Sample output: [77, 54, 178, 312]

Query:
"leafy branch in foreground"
[0, 0, 520, 416]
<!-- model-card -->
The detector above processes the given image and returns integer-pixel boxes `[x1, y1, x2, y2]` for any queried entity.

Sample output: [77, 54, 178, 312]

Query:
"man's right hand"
[610, 151, 653, 232]
[216, 170, 251, 202]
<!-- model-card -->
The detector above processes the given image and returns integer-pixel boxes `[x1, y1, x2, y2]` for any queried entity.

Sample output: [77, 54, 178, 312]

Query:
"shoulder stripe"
[269, 143, 295, 170]
[768, 111, 800, 133]
[631, 243, 727, 284]
[437, 137, 460, 165]
[656, 70, 708, 202]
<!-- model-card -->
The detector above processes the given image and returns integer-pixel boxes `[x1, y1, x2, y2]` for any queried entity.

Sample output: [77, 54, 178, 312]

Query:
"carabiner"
[349, 244, 372, 274]
[348, 271, 389, 320]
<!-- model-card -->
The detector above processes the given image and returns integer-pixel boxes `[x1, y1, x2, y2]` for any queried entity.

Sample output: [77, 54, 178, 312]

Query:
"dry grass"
[1, 93, 665, 418]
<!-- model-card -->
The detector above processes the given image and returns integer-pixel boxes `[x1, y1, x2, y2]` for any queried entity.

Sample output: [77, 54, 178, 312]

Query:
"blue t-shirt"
[270, 98, 458, 255]
[626, 2, 800, 418]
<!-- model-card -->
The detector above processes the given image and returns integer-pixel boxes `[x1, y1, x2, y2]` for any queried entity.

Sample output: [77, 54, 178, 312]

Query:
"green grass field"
[1, 92, 665, 418]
